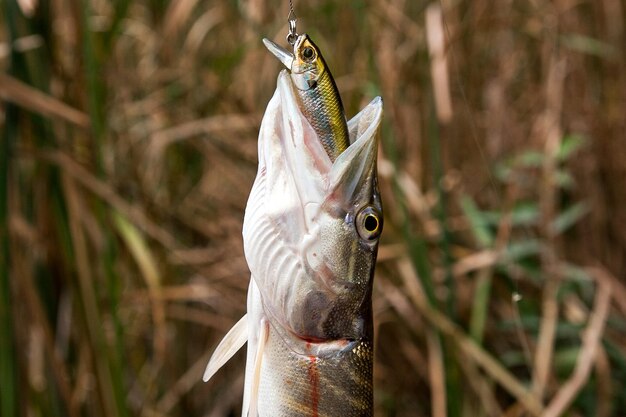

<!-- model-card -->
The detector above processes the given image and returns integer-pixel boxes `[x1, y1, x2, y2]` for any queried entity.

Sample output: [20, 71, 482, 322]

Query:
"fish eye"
[302, 46, 315, 61]
[356, 206, 382, 241]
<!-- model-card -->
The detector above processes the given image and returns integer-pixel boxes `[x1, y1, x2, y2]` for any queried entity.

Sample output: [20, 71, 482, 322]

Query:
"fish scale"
[258, 321, 373, 417]
[295, 65, 350, 161]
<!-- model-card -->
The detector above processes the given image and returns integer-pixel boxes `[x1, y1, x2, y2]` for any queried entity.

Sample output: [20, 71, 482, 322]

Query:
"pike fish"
[262, 34, 350, 162]
[203, 35, 383, 417]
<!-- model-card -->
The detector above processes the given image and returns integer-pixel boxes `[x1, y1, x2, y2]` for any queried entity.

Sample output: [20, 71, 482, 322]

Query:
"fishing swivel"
[286, 0, 298, 45]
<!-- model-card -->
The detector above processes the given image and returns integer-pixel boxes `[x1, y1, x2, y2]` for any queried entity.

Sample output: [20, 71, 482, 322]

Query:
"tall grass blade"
[0, 98, 17, 417]
[78, 3, 129, 414]
[63, 176, 122, 417]
[1, 2, 29, 415]
[113, 212, 166, 361]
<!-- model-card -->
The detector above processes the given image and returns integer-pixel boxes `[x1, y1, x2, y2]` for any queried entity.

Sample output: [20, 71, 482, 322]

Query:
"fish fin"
[203, 314, 248, 382]
[248, 319, 269, 417]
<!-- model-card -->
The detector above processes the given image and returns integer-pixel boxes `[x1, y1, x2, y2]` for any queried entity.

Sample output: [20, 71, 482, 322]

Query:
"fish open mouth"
[275, 69, 383, 188]
[240, 71, 383, 359]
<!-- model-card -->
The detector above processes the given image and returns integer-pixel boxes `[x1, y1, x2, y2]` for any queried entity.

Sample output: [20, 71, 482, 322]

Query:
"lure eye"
[302, 46, 315, 62]
[356, 206, 382, 241]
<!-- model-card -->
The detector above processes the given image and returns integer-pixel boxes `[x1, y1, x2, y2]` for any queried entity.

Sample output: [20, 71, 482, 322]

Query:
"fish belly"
[246, 280, 373, 417]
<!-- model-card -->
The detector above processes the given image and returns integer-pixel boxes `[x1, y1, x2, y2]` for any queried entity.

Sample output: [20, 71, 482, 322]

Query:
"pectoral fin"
[203, 314, 249, 382]
[247, 318, 269, 417]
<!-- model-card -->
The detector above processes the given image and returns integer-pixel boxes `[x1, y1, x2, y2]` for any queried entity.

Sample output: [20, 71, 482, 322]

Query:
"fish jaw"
[242, 70, 383, 345]
[262, 38, 294, 69]
[329, 96, 383, 210]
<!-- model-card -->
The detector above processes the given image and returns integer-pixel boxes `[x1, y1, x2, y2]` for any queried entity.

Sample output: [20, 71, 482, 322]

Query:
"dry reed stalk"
[395, 171, 438, 237]
[0, 34, 43, 58]
[451, 250, 498, 277]
[10, 186, 79, 417]
[587, 266, 626, 316]
[602, 0, 624, 41]
[376, 243, 405, 261]
[0, 72, 90, 128]
[62, 173, 119, 416]
[206, 374, 245, 417]
[148, 114, 259, 154]
[155, 350, 213, 414]
[542, 278, 611, 417]
[426, 3, 453, 124]
[396, 259, 545, 416]
[37, 151, 179, 249]
[532, 53, 567, 401]
[163, 0, 200, 40]
[13, 276, 79, 417]
[126, 284, 218, 302]
[183, 7, 224, 55]
[455, 354, 502, 417]
[72, 342, 92, 406]
[594, 346, 613, 417]
[426, 328, 447, 417]
[165, 305, 236, 333]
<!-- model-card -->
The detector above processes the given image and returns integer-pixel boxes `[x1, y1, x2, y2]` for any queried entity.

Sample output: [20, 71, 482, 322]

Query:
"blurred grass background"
[1, 0, 625, 416]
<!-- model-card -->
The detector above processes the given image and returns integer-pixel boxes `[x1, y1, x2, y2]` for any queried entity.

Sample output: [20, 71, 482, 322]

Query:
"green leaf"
[554, 347, 581, 374]
[557, 134, 586, 161]
[501, 239, 543, 262]
[494, 161, 513, 182]
[481, 202, 539, 228]
[560, 262, 592, 283]
[511, 202, 540, 226]
[554, 169, 576, 189]
[460, 195, 493, 247]
[560, 33, 618, 60]
[516, 151, 544, 168]
[551, 201, 590, 234]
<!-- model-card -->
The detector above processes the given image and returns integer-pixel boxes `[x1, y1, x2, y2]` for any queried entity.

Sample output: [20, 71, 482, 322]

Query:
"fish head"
[290, 34, 326, 91]
[263, 34, 327, 91]
[243, 70, 383, 345]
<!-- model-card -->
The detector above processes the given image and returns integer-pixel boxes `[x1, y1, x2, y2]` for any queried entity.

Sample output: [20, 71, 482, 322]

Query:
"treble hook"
[286, 0, 298, 45]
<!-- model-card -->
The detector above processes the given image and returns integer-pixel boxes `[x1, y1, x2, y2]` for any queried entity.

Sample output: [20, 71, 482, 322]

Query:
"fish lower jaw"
[282, 329, 358, 358]
[294, 334, 352, 346]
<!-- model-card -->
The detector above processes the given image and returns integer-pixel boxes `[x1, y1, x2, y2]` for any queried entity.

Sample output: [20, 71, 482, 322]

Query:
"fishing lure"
[263, 34, 350, 162]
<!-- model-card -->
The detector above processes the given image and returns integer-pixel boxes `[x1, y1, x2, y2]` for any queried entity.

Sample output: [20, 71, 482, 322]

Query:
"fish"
[262, 34, 350, 162]
[203, 44, 383, 416]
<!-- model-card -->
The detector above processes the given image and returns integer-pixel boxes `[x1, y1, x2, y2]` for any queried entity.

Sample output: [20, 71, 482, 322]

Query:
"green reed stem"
[79, 2, 128, 414]
[427, 97, 455, 319]
[427, 91, 461, 417]
[0, 98, 17, 417]
[469, 269, 493, 345]
[1, 3, 28, 414]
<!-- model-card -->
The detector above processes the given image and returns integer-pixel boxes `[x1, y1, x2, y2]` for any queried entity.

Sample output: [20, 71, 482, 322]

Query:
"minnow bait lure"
[263, 34, 350, 162]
